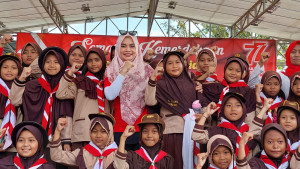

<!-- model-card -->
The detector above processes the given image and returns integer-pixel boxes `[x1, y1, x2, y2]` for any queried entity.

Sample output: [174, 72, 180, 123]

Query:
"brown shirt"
[50, 138, 116, 169]
[113, 150, 174, 169]
[236, 150, 300, 169]
[56, 73, 111, 143]
[0, 155, 55, 169]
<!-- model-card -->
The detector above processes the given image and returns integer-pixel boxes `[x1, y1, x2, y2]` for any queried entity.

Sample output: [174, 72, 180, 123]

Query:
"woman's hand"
[120, 61, 134, 76]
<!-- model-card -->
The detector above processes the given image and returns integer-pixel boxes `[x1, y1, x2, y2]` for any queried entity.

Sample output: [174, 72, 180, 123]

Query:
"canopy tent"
[0, 0, 298, 40]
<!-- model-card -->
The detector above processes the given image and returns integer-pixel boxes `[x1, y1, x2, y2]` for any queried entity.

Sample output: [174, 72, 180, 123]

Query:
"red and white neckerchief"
[260, 92, 283, 124]
[135, 147, 167, 169]
[205, 74, 218, 82]
[218, 119, 249, 156]
[14, 154, 47, 169]
[38, 75, 59, 140]
[0, 78, 16, 149]
[84, 141, 117, 169]
[85, 71, 104, 112]
[193, 142, 201, 168]
[260, 150, 290, 169]
[287, 139, 300, 155]
[65, 66, 82, 77]
[195, 71, 218, 82]
[208, 162, 236, 169]
[216, 79, 248, 114]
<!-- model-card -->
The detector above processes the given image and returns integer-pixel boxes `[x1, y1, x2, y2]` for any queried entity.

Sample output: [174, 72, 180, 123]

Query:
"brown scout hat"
[138, 113, 165, 131]
[88, 112, 116, 126]
[277, 100, 300, 117]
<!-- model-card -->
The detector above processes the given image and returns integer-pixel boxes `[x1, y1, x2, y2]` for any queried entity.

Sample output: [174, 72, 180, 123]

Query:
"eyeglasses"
[119, 30, 137, 36]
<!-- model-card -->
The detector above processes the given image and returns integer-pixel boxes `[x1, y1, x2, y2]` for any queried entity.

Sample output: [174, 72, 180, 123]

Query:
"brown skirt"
[162, 133, 183, 169]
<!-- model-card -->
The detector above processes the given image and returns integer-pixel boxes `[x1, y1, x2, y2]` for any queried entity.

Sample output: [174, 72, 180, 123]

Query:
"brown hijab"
[140, 123, 164, 159]
[21, 43, 42, 67]
[77, 116, 115, 169]
[219, 92, 247, 128]
[224, 56, 248, 83]
[207, 135, 235, 169]
[246, 123, 288, 169]
[12, 122, 48, 169]
[261, 123, 288, 167]
[288, 71, 300, 105]
[156, 51, 197, 116]
[67, 45, 87, 67]
[0, 55, 22, 118]
[277, 101, 300, 144]
[73, 47, 106, 99]
[196, 48, 217, 74]
[22, 47, 73, 133]
[261, 71, 286, 99]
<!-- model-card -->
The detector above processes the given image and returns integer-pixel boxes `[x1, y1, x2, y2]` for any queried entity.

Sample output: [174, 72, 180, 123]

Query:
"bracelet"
[148, 78, 157, 87]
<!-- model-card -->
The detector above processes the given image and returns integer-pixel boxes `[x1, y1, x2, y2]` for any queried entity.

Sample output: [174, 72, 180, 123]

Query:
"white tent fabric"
[0, 0, 299, 40]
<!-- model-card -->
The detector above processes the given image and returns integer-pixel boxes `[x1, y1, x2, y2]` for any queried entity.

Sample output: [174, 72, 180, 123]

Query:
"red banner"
[17, 33, 276, 78]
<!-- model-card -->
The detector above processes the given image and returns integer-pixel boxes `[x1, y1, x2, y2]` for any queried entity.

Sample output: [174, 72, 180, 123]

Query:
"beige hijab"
[207, 135, 235, 168]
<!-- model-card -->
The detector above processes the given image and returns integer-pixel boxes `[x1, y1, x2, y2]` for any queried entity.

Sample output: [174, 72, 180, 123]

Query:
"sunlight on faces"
[224, 62, 242, 83]
[165, 55, 183, 77]
[141, 124, 160, 147]
[292, 78, 300, 96]
[264, 130, 286, 158]
[212, 145, 232, 169]
[69, 48, 84, 66]
[22, 45, 38, 65]
[198, 53, 214, 73]
[16, 130, 39, 158]
[279, 109, 297, 132]
[87, 53, 103, 73]
[120, 36, 136, 61]
[263, 77, 281, 97]
[0, 60, 18, 81]
[224, 97, 243, 122]
[90, 123, 109, 150]
[290, 44, 300, 66]
[43, 54, 61, 76]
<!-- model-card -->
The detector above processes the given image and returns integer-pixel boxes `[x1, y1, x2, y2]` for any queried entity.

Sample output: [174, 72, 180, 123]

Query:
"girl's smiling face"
[165, 54, 183, 77]
[43, 54, 61, 76]
[16, 130, 39, 158]
[224, 61, 242, 83]
[0, 60, 19, 81]
[141, 124, 160, 147]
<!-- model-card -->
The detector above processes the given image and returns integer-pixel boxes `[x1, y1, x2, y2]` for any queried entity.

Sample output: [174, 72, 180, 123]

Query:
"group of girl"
[0, 32, 300, 169]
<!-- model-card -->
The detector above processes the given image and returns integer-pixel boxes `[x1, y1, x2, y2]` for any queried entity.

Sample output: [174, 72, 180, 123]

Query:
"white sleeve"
[248, 64, 264, 89]
[104, 74, 125, 101]
[278, 72, 290, 99]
